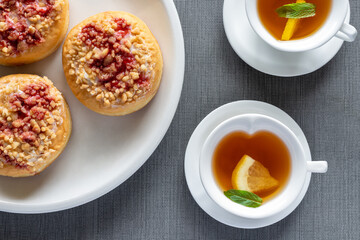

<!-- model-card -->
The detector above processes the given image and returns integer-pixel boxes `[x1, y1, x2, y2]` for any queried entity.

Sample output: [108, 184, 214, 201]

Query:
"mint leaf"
[276, 3, 316, 19]
[224, 190, 263, 208]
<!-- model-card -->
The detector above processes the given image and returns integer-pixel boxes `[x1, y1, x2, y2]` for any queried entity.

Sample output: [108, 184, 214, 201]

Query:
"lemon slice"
[281, 0, 306, 41]
[231, 155, 279, 195]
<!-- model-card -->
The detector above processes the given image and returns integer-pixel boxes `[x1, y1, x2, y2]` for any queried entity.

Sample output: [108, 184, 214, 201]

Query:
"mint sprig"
[224, 190, 263, 208]
[276, 3, 316, 19]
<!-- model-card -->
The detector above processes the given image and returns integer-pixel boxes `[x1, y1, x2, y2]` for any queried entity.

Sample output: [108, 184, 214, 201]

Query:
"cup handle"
[306, 161, 328, 173]
[335, 23, 357, 42]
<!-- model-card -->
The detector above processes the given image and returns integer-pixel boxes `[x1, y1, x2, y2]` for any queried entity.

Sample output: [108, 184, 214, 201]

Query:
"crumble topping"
[0, 77, 64, 169]
[64, 17, 155, 107]
[0, 0, 63, 56]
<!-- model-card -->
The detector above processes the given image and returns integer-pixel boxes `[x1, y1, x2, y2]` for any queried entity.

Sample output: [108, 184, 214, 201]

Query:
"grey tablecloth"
[1, 0, 360, 239]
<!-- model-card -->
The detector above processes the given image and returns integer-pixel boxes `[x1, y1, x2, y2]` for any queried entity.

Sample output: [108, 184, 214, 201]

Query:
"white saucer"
[223, 0, 350, 77]
[184, 101, 312, 228]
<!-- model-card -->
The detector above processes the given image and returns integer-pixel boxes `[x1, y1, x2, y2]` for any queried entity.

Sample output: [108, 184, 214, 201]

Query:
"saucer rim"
[184, 100, 312, 229]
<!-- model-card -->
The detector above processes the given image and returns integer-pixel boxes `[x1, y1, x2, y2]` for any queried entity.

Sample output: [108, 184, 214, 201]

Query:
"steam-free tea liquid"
[213, 131, 291, 201]
[258, 0, 332, 40]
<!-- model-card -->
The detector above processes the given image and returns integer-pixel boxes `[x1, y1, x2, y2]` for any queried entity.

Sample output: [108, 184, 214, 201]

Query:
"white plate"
[0, 0, 185, 213]
[223, 0, 350, 77]
[184, 101, 312, 228]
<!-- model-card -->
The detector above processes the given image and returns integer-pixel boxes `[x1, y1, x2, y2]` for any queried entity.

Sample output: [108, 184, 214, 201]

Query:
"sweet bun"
[62, 11, 163, 116]
[0, 74, 72, 177]
[0, 0, 69, 66]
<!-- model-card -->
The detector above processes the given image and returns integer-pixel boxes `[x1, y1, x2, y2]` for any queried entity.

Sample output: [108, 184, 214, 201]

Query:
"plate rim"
[0, 0, 185, 214]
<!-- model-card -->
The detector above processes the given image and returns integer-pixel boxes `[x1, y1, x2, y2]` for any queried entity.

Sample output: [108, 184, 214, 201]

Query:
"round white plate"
[184, 101, 312, 228]
[0, 0, 185, 213]
[223, 0, 350, 77]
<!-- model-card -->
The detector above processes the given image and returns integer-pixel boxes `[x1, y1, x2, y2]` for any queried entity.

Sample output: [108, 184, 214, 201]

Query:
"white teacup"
[245, 0, 357, 52]
[199, 114, 327, 219]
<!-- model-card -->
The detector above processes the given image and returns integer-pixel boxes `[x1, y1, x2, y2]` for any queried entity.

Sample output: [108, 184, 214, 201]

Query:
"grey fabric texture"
[1, 0, 360, 239]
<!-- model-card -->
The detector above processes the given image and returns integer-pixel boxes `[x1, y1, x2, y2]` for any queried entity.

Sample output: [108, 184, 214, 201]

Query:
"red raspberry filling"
[0, 150, 28, 168]
[79, 18, 149, 92]
[0, 0, 55, 54]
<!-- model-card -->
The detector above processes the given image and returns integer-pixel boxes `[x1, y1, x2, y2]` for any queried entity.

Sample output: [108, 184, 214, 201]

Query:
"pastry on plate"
[0, 0, 69, 66]
[62, 11, 163, 116]
[0, 74, 72, 177]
